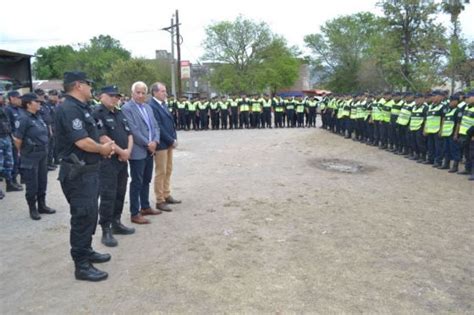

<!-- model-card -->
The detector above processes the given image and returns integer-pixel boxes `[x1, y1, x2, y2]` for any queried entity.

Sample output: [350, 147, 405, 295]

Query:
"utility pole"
[175, 9, 182, 98]
[169, 17, 176, 97]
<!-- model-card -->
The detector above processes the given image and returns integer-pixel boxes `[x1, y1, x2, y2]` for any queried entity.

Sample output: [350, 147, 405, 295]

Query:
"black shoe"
[27, 199, 41, 220]
[6, 181, 22, 192]
[448, 162, 459, 173]
[0, 189, 4, 200]
[88, 251, 111, 263]
[101, 227, 118, 247]
[112, 219, 135, 235]
[75, 262, 108, 282]
[38, 198, 56, 214]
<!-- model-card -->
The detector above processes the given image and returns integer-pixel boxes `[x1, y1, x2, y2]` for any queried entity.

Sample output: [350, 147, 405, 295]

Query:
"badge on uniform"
[97, 119, 104, 129]
[72, 118, 83, 130]
[14, 120, 20, 129]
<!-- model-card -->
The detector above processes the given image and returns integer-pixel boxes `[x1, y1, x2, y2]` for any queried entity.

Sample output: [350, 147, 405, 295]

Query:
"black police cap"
[21, 93, 40, 103]
[48, 89, 59, 96]
[100, 85, 122, 96]
[7, 90, 20, 98]
[63, 71, 93, 85]
[34, 88, 45, 96]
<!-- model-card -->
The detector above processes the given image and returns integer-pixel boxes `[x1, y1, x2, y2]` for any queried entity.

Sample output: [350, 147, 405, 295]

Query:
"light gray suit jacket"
[122, 100, 160, 160]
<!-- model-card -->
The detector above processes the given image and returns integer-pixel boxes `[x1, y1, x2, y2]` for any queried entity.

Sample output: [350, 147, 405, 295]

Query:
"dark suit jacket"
[148, 98, 177, 150]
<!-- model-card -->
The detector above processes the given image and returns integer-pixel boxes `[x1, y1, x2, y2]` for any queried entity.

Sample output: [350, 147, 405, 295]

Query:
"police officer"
[93, 86, 135, 247]
[12, 93, 56, 220]
[4, 91, 25, 190]
[55, 71, 115, 282]
[45, 89, 60, 168]
[1, 95, 20, 198]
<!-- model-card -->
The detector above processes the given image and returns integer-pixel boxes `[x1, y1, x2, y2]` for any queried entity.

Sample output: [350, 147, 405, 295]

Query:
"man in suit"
[149, 82, 181, 212]
[122, 82, 162, 224]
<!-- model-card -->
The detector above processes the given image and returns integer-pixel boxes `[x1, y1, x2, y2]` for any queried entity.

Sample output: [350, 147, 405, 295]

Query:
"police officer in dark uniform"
[4, 91, 25, 191]
[93, 86, 135, 247]
[45, 89, 60, 169]
[55, 71, 115, 282]
[12, 93, 56, 220]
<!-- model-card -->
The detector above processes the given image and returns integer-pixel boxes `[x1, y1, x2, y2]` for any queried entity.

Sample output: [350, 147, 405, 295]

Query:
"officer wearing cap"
[12, 93, 56, 220]
[455, 89, 474, 179]
[93, 86, 135, 247]
[55, 71, 115, 282]
[4, 90, 25, 191]
[45, 89, 60, 169]
[35, 88, 54, 171]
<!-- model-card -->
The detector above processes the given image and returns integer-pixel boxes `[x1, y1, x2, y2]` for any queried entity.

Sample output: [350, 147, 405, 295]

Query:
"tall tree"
[442, 0, 470, 92]
[202, 16, 300, 94]
[378, 0, 447, 91]
[304, 12, 383, 92]
[33, 45, 75, 79]
[33, 35, 131, 87]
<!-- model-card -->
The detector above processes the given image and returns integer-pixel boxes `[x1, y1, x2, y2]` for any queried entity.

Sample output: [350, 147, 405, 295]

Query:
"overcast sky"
[1, 0, 473, 63]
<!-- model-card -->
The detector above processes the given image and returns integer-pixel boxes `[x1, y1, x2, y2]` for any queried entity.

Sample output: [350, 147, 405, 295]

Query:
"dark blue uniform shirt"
[92, 104, 131, 151]
[13, 111, 49, 146]
[5, 104, 26, 131]
[54, 95, 100, 165]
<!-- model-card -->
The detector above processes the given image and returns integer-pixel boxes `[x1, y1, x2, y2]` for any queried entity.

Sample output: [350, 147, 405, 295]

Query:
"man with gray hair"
[122, 82, 162, 224]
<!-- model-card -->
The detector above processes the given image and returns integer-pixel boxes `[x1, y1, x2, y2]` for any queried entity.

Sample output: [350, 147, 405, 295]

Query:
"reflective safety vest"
[350, 100, 358, 119]
[307, 100, 318, 108]
[188, 101, 197, 111]
[356, 100, 366, 119]
[210, 102, 219, 110]
[219, 101, 228, 110]
[457, 101, 466, 110]
[261, 98, 271, 108]
[286, 100, 295, 110]
[198, 102, 208, 111]
[319, 100, 326, 110]
[372, 100, 383, 121]
[391, 100, 403, 117]
[229, 99, 238, 108]
[296, 101, 305, 113]
[424, 103, 444, 134]
[441, 107, 459, 137]
[396, 101, 414, 126]
[342, 101, 351, 118]
[177, 101, 186, 109]
[239, 99, 250, 112]
[382, 100, 394, 123]
[251, 99, 261, 112]
[459, 104, 474, 136]
[409, 105, 426, 131]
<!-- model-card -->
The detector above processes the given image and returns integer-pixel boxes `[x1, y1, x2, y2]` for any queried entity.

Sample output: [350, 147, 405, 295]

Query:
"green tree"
[71, 35, 131, 87]
[202, 16, 300, 94]
[104, 58, 171, 96]
[304, 12, 383, 92]
[33, 45, 75, 79]
[33, 35, 131, 87]
[442, 0, 470, 92]
[378, 0, 447, 91]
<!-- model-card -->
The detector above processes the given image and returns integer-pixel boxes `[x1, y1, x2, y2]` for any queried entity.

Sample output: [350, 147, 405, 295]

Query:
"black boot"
[101, 226, 118, 247]
[112, 218, 135, 235]
[38, 195, 56, 214]
[27, 198, 41, 220]
[0, 189, 4, 200]
[448, 161, 459, 173]
[75, 260, 108, 282]
[6, 180, 22, 192]
[439, 159, 450, 170]
[88, 251, 111, 263]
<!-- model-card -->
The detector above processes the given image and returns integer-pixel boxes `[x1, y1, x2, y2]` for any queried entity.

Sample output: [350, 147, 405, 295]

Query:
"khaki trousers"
[154, 148, 173, 203]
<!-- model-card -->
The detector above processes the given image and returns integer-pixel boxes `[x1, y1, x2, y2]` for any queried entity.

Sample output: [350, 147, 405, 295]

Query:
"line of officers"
[319, 90, 474, 181]
[163, 95, 320, 130]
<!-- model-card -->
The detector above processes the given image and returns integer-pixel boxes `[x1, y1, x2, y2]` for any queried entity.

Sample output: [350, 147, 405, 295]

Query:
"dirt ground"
[1, 121, 473, 314]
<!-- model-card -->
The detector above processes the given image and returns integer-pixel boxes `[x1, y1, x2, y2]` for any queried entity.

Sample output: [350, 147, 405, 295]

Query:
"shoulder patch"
[14, 120, 20, 129]
[72, 118, 83, 130]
